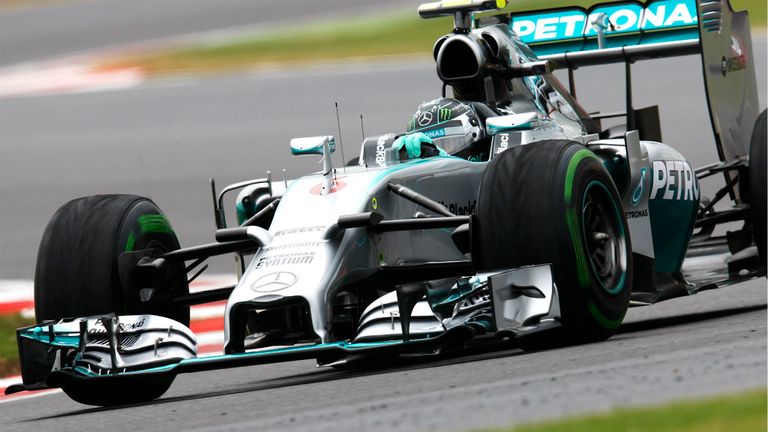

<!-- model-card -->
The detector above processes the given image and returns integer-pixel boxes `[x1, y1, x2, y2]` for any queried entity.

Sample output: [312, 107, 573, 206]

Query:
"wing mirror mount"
[289, 136, 336, 195]
[485, 112, 541, 135]
[290, 135, 336, 156]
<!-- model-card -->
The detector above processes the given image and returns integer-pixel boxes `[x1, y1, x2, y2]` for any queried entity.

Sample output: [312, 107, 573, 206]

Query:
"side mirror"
[290, 136, 336, 156]
[486, 112, 540, 134]
[289, 135, 337, 195]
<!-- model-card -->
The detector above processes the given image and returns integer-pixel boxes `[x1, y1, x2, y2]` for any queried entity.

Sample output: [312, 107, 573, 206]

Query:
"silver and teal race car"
[7, 0, 765, 406]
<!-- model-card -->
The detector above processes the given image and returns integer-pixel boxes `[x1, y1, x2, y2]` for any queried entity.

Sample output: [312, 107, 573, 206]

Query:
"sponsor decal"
[439, 200, 477, 215]
[631, 167, 647, 206]
[274, 226, 324, 236]
[650, 160, 699, 201]
[495, 133, 510, 154]
[89, 317, 146, 334]
[375, 135, 387, 166]
[408, 99, 470, 132]
[251, 271, 298, 293]
[261, 241, 320, 253]
[256, 251, 315, 268]
[423, 128, 446, 139]
[493, 132, 521, 154]
[438, 107, 452, 122]
[417, 111, 433, 127]
[625, 209, 649, 219]
[511, 0, 697, 45]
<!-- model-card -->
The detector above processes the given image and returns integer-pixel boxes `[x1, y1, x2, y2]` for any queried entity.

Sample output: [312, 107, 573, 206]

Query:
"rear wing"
[483, 0, 759, 162]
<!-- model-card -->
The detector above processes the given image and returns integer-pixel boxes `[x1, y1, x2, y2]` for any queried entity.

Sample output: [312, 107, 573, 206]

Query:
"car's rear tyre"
[473, 140, 632, 346]
[749, 109, 766, 264]
[34, 195, 188, 405]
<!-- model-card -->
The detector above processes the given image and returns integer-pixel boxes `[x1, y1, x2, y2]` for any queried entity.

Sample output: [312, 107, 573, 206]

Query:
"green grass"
[109, 0, 766, 76]
[108, 12, 452, 75]
[0, 0, 77, 11]
[0, 314, 35, 377]
[483, 389, 767, 432]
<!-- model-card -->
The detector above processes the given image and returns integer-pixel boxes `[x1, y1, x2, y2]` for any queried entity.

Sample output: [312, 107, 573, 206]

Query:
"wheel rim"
[581, 181, 627, 295]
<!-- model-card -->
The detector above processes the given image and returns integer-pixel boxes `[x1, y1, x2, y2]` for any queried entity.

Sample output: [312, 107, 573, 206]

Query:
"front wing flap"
[7, 319, 476, 396]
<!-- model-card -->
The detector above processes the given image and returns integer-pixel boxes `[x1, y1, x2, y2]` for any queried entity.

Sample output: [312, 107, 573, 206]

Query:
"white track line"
[0, 275, 236, 307]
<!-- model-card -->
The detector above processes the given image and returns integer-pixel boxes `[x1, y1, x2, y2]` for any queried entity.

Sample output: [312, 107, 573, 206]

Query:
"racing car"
[7, 0, 765, 406]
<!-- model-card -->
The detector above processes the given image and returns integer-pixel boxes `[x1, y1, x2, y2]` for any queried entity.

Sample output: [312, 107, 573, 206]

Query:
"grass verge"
[107, 12, 451, 75]
[105, 0, 766, 77]
[0, 0, 77, 12]
[0, 314, 35, 377]
[484, 389, 767, 432]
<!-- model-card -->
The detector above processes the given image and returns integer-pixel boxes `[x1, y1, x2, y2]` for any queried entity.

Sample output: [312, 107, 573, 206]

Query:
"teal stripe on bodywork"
[648, 197, 698, 273]
[26, 328, 408, 377]
[20, 332, 80, 348]
[183, 340, 403, 366]
[369, 157, 446, 188]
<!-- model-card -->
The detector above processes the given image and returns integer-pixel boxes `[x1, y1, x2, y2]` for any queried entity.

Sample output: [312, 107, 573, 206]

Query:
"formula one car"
[8, 0, 765, 406]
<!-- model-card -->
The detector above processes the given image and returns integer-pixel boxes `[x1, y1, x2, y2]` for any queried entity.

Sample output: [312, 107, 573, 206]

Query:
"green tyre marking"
[582, 180, 627, 296]
[588, 301, 625, 330]
[138, 214, 173, 234]
[125, 231, 136, 252]
[564, 148, 598, 290]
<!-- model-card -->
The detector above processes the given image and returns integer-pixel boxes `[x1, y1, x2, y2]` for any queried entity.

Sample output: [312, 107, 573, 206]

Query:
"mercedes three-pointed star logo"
[417, 111, 433, 126]
[250, 271, 298, 293]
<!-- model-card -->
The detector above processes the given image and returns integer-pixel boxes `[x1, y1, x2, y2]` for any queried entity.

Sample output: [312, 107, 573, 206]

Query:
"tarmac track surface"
[0, 30, 765, 432]
[0, 280, 764, 432]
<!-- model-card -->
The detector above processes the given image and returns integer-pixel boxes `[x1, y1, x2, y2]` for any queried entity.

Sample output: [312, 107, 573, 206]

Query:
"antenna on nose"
[334, 102, 347, 175]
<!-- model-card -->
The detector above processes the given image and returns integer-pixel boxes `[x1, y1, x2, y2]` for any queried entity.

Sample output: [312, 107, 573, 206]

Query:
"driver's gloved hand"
[392, 132, 448, 160]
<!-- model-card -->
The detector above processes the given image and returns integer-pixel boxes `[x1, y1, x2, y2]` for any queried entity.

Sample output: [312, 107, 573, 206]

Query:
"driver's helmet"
[406, 98, 484, 159]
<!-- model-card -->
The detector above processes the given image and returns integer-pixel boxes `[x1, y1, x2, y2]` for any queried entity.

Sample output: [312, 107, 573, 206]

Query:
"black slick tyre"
[35, 194, 189, 325]
[34, 195, 188, 405]
[52, 372, 177, 407]
[473, 140, 632, 345]
[749, 109, 766, 264]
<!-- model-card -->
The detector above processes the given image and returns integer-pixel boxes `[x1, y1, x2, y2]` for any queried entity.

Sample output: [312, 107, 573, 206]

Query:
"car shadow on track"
[617, 304, 766, 334]
[26, 343, 528, 421]
[25, 303, 766, 421]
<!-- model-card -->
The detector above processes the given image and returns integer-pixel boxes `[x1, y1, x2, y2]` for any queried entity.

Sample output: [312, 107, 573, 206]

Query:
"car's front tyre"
[472, 140, 632, 346]
[34, 194, 189, 405]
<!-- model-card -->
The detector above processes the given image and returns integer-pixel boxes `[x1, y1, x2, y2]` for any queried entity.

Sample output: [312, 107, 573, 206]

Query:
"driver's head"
[405, 98, 485, 160]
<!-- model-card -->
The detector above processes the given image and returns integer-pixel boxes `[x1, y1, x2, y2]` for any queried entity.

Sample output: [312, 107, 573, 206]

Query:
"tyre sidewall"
[116, 200, 190, 325]
[749, 109, 767, 261]
[553, 148, 632, 335]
